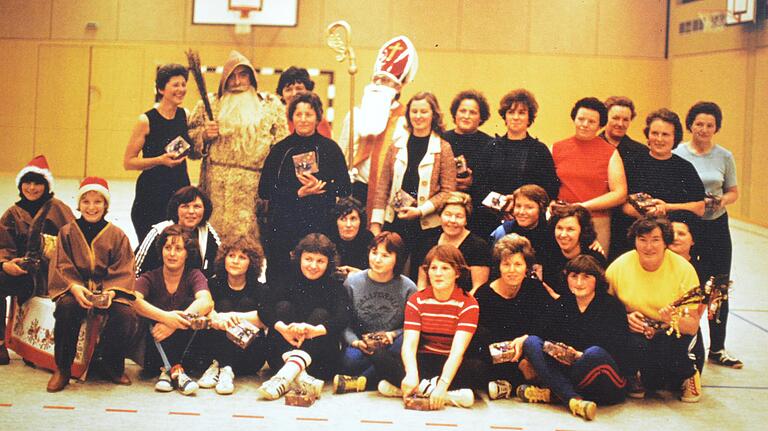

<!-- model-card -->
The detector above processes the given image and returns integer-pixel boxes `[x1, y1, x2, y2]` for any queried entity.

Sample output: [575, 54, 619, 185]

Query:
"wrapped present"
[226, 321, 259, 349]
[391, 190, 416, 211]
[362, 331, 389, 352]
[543, 341, 579, 366]
[285, 389, 316, 407]
[184, 313, 210, 330]
[89, 292, 111, 309]
[628, 192, 656, 215]
[481, 191, 509, 212]
[404, 394, 431, 410]
[164, 135, 191, 158]
[489, 340, 516, 364]
[455, 155, 469, 179]
[292, 151, 319, 177]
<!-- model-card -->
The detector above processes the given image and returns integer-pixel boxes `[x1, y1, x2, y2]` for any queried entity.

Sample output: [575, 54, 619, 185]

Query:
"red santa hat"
[77, 176, 111, 206]
[16, 155, 54, 190]
[372, 35, 418, 85]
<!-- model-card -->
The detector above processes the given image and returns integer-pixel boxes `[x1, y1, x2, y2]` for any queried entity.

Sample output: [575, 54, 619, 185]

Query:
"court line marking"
[490, 426, 524, 430]
[0, 403, 12, 407]
[296, 417, 329, 421]
[426, 423, 458, 428]
[43, 405, 75, 410]
[731, 311, 768, 334]
[232, 414, 265, 419]
[168, 411, 201, 416]
[105, 408, 137, 413]
[361, 419, 394, 424]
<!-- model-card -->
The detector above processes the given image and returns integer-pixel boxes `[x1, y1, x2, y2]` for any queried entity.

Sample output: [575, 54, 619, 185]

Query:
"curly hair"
[405, 91, 444, 135]
[276, 66, 315, 97]
[421, 244, 471, 293]
[685, 101, 722, 132]
[215, 235, 264, 281]
[498, 89, 538, 126]
[628, 216, 674, 246]
[155, 63, 188, 103]
[287, 91, 323, 123]
[492, 233, 536, 268]
[154, 224, 201, 270]
[643, 108, 684, 148]
[167, 186, 213, 225]
[449, 90, 490, 126]
[368, 231, 406, 276]
[570, 97, 608, 127]
[331, 196, 365, 222]
[549, 204, 597, 251]
[291, 233, 339, 278]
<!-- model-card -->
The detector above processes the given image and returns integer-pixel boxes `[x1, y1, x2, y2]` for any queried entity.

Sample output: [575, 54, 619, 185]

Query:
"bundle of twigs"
[185, 49, 214, 121]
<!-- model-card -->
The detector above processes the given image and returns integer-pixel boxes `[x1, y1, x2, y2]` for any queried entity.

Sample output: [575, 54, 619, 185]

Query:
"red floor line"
[490, 426, 524, 430]
[232, 414, 265, 419]
[168, 411, 201, 416]
[361, 419, 394, 424]
[426, 424, 458, 428]
[43, 405, 75, 410]
[0, 403, 12, 407]
[105, 408, 138, 413]
[296, 417, 329, 422]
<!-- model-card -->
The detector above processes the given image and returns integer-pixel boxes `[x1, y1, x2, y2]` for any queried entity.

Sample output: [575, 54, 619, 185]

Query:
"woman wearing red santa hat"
[0, 155, 75, 365]
[46, 177, 137, 392]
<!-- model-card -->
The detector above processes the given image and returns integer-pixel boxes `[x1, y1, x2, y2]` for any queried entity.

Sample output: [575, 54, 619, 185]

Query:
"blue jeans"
[341, 334, 403, 390]
[523, 336, 626, 405]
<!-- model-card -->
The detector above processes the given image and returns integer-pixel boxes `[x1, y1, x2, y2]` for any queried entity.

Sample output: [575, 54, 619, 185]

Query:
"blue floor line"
[730, 311, 768, 334]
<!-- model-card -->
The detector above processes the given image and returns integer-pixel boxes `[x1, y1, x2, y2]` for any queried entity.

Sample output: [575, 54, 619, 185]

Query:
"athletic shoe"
[708, 349, 744, 369]
[257, 375, 291, 400]
[215, 366, 234, 395]
[627, 373, 646, 399]
[198, 360, 220, 389]
[154, 368, 173, 392]
[488, 380, 513, 400]
[296, 370, 324, 398]
[680, 370, 702, 403]
[377, 379, 403, 398]
[418, 377, 474, 408]
[333, 374, 367, 393]
[516, 384, 551, 403]
[172, 365, 198, 396]
[569, 398, 597, 421]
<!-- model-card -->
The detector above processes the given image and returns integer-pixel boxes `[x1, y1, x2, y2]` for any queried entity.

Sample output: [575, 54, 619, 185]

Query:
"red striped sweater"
[404, 286, 479, 355]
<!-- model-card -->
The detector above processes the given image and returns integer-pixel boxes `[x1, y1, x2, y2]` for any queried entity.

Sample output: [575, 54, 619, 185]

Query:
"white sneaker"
[257, 375, 291, 400]
[154, 368, 173, 392]
[377, 380, 403, 397]
[296, 370, 324, 398]
[215, 366, 235, 395]
[198, 360, 220, 389]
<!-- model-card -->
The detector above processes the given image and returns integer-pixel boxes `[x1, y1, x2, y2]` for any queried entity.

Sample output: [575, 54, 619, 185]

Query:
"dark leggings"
[698, 213, 732, 352]
[266, 301, 341, 380]
[53, 294, 137, 375]
[0, 273, 32, 338]
[523, 336, 626, 404]
[625, 332, 698, 391]
[144, 325, 205, 373]
[372, 349, 486, 390]
[202, 329, 267, 375]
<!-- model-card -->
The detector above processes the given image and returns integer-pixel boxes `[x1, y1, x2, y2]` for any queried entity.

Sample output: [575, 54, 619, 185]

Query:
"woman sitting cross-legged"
[518, 255, 629, 421]
[196, 236, 269, 395]
[373, 244, 481, 410]
[257, 233, 351, 400]
[133, 224, 213, 395]
[46, 177, 136, 392]
[334, 232, 417, 392]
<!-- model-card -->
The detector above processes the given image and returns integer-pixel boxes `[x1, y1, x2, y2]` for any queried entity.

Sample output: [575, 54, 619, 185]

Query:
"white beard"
[218, 88, 264, 153]
[358, 84, 398, 137]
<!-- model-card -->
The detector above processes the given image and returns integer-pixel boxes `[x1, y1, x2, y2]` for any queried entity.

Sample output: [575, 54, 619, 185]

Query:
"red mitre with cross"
[372, 35, 418, 85]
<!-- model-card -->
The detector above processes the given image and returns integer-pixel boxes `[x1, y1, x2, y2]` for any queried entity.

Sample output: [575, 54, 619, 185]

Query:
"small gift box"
[226, 321, 259, 349]
[285, 389, 316, 407]
[404, 394, 431, 410]
[391, 190, 416, 211]
[481, 191, 509, 212]
[488, 340, 516, 364]
[17, 256, 41, 273]
[454, 155, 469, 178]
[292, 151, 319, 177]
[542, 340, 578, 366]
[362, 332, 389, 352]
[628, 192, 656, 215]
[164, 136, 191, 158]
[184, 313, 210, 330]
[89, 292, 111, 309]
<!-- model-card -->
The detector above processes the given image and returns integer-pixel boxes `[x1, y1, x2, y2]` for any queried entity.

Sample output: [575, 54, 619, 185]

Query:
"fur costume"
[189, 51, 289, 242]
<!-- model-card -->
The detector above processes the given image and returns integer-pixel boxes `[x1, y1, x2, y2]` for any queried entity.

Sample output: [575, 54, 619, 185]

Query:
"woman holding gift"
[46, 177, 137, 392]
[124, 63, 192, 241]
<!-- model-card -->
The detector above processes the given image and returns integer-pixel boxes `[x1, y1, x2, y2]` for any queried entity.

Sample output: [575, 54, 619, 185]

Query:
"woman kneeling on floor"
[133, 224, 213, 395]
[517, 255, 629, 421]
[335, 231, 417, 392]
[257, 233, 351, 400]
[374, 244, 481, 410]
[197, 236, 269, 395]
[47, 177, 137, 392]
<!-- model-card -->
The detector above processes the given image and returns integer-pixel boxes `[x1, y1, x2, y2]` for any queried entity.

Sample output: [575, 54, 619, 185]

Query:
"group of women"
[0, 61, 742, 421]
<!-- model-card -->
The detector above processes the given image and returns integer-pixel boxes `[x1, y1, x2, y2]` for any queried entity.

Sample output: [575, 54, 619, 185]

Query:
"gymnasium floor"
[1, 175, 766, 431]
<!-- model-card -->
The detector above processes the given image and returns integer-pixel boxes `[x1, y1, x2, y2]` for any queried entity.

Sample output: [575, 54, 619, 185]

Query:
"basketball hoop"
[229, 0, 262, 33]
[697, 9, 728, 32]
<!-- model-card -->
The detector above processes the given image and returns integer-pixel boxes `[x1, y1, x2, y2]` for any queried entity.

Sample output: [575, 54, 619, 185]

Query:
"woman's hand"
[429, 380, 449, 410]
[2, 258, 28, 277]
[158, 152, 186, 168]
[401, 372, 419, 398]
[396, 207, 421, 220]
[588, 240, 605, 256]
[151, 322, 177, 342]
[455, 168, 473, 191]
[69, 284, 93, 309]
[205, 120, 219, 139]
[509, 335, 528, 362]
[384, 331, 396, 345]
[370, 223, 382, 236]
[297, 173, 327, 198]
[352, 339, 374, 355]
[627, 311, 647, 334]
[337, 265, 361, 276]
[211, 312, 240, 330]
[276, 321, 305, 347]
[648, 199, 668, 216]
[163, 310, 191, 330]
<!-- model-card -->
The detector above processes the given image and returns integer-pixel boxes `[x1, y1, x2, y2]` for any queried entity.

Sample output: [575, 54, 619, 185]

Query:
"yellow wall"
[668, 0, 768, 224]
